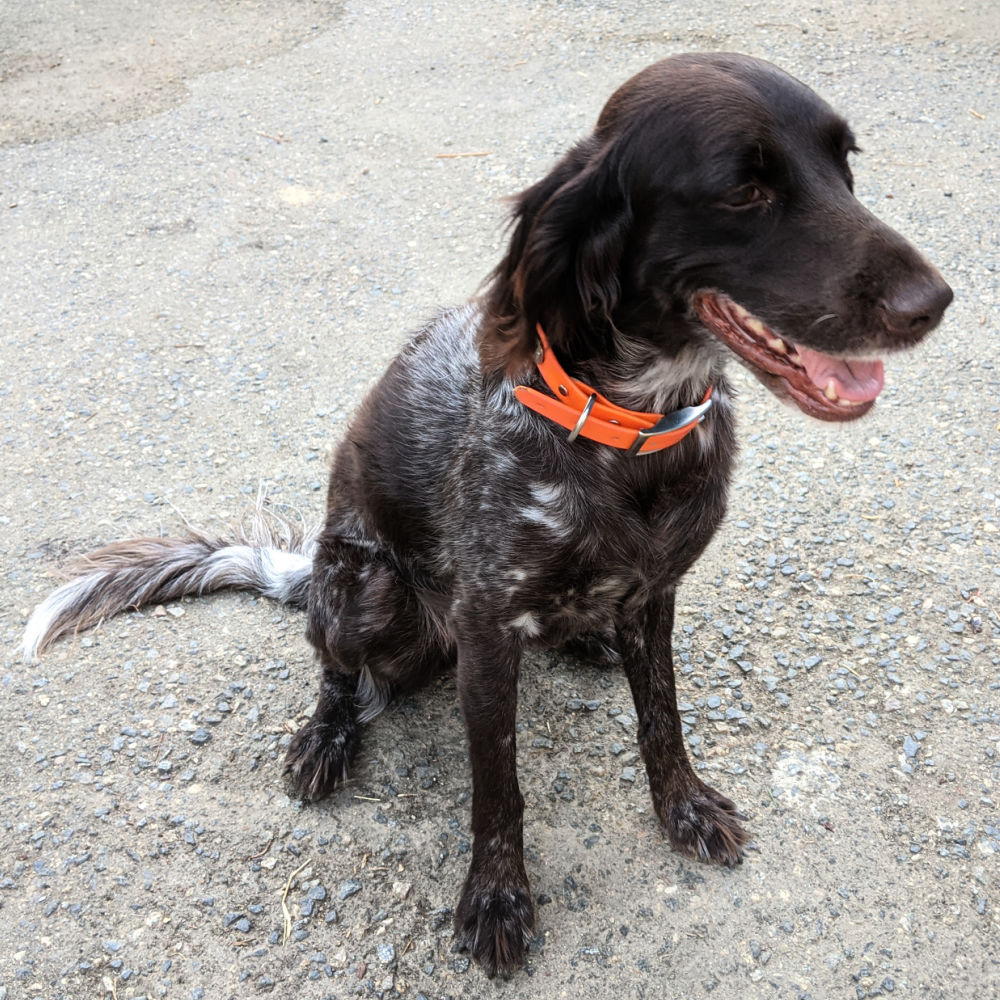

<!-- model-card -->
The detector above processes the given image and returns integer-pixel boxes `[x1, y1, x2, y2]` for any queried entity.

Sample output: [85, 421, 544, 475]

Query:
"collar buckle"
[626, 397, 713, 455]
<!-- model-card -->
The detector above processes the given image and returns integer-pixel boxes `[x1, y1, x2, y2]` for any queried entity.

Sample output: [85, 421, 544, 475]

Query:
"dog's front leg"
[452, 622, 534, 978]
[618, 590, 748, 865]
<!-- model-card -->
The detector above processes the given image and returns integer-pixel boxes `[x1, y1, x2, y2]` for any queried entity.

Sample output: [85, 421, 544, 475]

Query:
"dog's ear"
[482, 137, 633, 373]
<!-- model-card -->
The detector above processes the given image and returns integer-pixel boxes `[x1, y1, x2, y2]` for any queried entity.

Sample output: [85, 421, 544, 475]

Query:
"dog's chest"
[493, 467, 720, 642]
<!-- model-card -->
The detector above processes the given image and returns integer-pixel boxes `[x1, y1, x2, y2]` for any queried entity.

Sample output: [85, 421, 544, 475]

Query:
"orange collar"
[514, 325, 712, 456]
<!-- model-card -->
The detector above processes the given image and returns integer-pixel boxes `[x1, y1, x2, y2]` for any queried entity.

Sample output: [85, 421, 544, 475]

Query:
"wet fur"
[24, 54, 951, 978]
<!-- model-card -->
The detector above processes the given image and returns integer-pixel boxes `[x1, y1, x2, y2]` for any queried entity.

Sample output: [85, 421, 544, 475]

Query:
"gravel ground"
[1, 1, 998, 998]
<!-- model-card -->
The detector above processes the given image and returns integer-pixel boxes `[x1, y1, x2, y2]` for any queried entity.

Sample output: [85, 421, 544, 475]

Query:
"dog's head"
[483, 52, 952, 421]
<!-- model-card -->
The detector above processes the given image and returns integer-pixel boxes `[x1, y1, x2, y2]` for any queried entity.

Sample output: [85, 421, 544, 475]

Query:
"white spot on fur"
[529, 482, 564, 506]
[519, 506, 549, 526]
[693, 385, 730, 454]
[355, 665, 391, 724]
[588, 576, 627, 598]
[507, 611, 542, 637]
[611, 336, 721, 412]
[519, 504, 571, 538]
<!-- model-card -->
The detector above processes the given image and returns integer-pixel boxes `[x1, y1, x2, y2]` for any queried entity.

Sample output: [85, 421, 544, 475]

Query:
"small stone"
[338, 878, 362, 900]
[620, 767, 637, 783]
[189, 728, 211, 746]
[377, 942, 396, 964]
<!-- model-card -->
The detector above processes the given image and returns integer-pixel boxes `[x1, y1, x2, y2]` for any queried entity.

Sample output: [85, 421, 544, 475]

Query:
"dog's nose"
[878, 273, 953, 340]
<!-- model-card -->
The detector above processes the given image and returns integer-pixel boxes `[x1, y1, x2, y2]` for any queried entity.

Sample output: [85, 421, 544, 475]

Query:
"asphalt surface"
[1, 2, 998, 999]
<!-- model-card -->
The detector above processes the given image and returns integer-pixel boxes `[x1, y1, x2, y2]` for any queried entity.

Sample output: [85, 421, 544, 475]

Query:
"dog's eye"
[720, 183, 771, 210]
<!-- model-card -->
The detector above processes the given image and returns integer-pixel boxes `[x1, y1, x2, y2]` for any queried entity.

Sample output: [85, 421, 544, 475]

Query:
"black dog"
[24, 53, 951, 977]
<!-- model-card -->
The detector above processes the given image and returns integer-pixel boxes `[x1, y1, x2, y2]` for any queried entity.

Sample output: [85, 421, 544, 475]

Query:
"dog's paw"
[283, 720, 355, 802]
[454, 881, 535, 978]
[659, 780, 748, 866]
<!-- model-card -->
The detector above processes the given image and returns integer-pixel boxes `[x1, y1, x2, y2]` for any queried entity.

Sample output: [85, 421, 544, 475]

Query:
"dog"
[23, 53, 951, 977]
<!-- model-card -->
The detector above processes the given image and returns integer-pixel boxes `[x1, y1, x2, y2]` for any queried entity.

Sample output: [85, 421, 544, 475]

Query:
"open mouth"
[693, 291, 885, 422]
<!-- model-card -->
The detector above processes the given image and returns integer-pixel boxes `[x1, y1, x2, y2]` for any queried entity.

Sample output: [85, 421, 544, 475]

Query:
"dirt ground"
[1, 1, 998, 998]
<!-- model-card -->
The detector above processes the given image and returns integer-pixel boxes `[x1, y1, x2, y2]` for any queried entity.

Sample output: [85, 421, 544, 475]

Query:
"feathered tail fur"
[22, 499, 317, 660]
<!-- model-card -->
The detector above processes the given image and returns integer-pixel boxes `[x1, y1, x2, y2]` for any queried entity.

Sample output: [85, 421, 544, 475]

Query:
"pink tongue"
[795, 346, 885, 402]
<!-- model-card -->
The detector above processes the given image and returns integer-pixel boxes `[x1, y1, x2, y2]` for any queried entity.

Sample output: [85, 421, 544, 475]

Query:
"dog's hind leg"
[617, 589, 748, 865]
[285, 535, 453, 801]
[284, 658, 360, 801]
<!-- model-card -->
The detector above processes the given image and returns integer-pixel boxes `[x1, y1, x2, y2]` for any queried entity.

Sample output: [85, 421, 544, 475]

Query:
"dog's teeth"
[788, 351, 802, 365]
[745, 316, 769, 338]
[730, 302, 751, 322]
[824, 379, 839, 401]
[767, 336, 787, 354]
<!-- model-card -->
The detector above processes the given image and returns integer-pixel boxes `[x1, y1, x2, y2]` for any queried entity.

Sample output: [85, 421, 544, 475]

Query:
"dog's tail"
[22, 500, 317, 660]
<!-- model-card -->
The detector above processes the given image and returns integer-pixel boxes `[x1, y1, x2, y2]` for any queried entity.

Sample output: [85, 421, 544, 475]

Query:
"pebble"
[338, 878, 362, 900]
